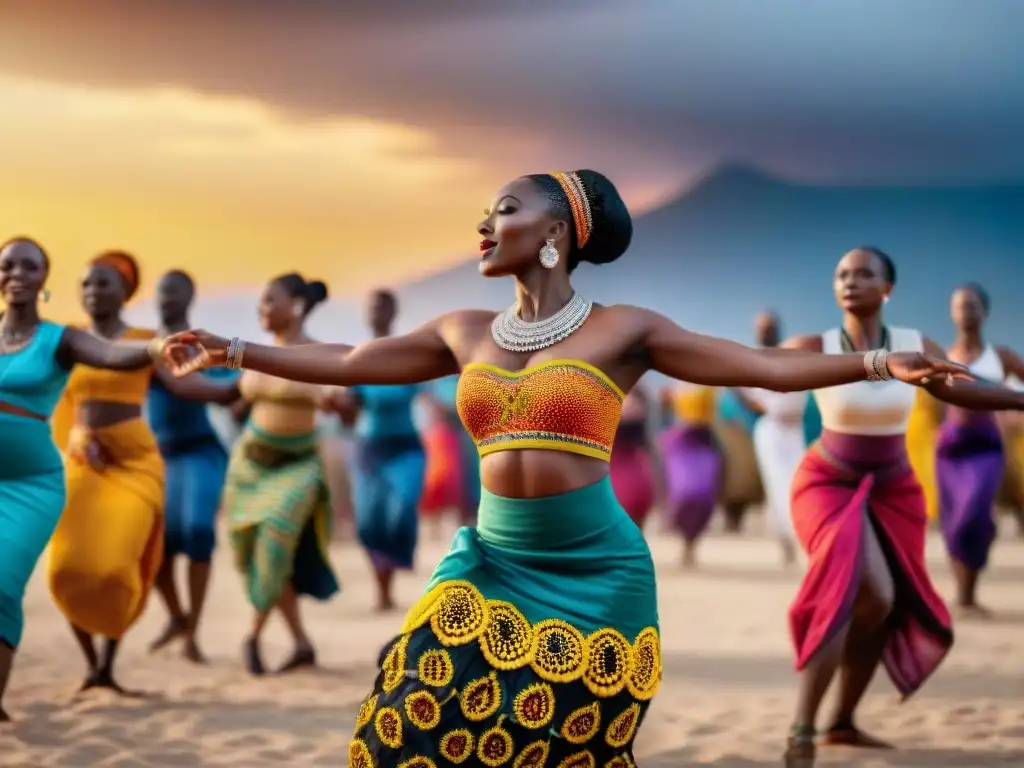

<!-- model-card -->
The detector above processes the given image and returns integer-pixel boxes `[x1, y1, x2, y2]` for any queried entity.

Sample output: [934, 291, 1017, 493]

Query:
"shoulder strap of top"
[821, 328, 841, 353]
[35, 321, 67, 359]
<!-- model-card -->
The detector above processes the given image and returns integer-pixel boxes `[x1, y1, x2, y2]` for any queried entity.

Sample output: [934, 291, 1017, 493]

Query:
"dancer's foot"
[376, 597, 396, 613]
[783, 729, 816, 767]
[149, 615, 187, 652]
[681, 544, 697, 570]
[243, 637, 265, 676]
[0, 707, 11, 723]
[781, 541, 797, 567]
[182, 638, 208, 665]
[81, 668, 146, 697]
[956, 603, 993, 620]
[821, 724, 894, 749]
[276, 645, 316, 674]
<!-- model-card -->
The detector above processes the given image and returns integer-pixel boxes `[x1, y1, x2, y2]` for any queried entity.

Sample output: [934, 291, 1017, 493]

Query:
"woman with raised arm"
[938, 283, 1024, 616]
[0, 238, 212, 720]
[47, 251, 238, 696]
[781, 248, 1024, 767]
[223, 273, 341, 676]
[162, 173, 966, 766]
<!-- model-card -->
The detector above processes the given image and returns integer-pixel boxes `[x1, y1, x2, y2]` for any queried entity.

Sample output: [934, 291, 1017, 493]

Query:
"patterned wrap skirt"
[224, 426, 339, 611]
[350, 477, 661, 767]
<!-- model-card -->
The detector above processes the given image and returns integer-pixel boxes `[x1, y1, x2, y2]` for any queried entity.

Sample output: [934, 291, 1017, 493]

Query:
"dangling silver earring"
[293, 302, 304, 317]
[41, 288, 50, 303]
[883, 295, 890, 304]
[539, 238, 559, 269]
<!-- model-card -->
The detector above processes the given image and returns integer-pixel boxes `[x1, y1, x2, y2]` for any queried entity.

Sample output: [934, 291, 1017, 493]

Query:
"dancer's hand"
[885, 351, 972, 386]
[161, 329, 228, 376]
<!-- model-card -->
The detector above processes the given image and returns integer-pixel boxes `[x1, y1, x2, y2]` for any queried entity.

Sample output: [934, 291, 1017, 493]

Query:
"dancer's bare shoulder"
[436, 309, 499, 356]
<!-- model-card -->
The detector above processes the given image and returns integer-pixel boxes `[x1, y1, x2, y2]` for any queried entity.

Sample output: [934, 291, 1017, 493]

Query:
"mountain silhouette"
[388, 164, 1024, 341]
[132, 164, 1024, 350]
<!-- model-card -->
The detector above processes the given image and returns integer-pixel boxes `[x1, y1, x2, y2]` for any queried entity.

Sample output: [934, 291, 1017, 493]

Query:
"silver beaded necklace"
[0, 322, 38, 355]
[490, 292, 594, 352]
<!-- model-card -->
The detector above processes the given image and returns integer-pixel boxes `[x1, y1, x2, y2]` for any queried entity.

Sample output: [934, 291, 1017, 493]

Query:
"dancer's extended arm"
[58, 327, 153, 370]
[159, 312, 478, 386]
[918, 336, 1024, 410]
[634, 308, 968, 392]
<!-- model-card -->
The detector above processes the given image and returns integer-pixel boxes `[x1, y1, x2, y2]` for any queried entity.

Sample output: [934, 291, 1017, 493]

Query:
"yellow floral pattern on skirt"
[350, 580, 661, 767]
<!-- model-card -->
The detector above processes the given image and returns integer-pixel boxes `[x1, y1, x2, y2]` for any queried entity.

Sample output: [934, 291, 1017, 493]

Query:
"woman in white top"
[781, 248, 1024, 767]
[731, 311, 805, 564]
[736, 387, 805, 564]
[938, 283, 1024, 616]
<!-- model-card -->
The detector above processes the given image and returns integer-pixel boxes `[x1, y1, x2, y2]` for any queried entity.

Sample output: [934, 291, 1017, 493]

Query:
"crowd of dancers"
[2, 167, 1024, 767]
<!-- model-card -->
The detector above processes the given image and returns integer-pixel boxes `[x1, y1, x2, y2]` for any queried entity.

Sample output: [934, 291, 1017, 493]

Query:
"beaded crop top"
[64, 327, 156, 406]
[456, 359, 624, 462]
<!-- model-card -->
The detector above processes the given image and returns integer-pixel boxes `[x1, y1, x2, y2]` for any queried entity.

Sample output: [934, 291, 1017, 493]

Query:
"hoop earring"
[539, 239, 559, 269]
[41, 288, 50, 303]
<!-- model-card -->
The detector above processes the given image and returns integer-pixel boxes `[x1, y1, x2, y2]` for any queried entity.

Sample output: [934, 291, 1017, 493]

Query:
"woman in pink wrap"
[610, 386, 656, 527]
[781, 247, 1024, 767]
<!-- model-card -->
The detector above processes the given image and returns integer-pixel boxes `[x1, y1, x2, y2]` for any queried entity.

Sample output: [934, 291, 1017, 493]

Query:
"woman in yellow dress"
[48, 251, 236, 693]
[905, 387, 943, 521]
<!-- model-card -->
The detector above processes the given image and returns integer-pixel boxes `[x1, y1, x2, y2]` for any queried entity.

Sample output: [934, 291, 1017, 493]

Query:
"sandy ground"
[2, 513, 1023, 767]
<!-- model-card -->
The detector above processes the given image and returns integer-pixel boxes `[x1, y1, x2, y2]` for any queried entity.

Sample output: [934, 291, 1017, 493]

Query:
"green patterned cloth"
[224, 425, 338, 611]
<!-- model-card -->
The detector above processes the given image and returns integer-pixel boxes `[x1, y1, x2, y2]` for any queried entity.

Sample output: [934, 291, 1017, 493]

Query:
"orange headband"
[550, 171, 593, 249]
[91, 252, 140, 299]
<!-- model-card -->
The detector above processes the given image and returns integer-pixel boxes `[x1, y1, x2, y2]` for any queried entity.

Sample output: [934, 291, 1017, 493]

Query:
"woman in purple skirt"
[659, 384, 723, 567]
[939, 283, 1024, 616]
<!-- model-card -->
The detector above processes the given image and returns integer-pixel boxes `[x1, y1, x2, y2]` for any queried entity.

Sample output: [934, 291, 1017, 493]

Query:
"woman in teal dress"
[0, 237, 162, 720]
[161, 171, 964, 766]
[343, 290, 426, 612]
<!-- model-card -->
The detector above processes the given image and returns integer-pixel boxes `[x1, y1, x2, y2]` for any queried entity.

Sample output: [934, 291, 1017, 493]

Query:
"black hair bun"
[305, 280, 329, 311]
[571, 170, 632, 269]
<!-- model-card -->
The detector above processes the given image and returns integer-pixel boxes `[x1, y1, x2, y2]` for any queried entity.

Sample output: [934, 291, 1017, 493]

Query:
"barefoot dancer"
[47, 251, 236, 695]
[148, 270, 241, 662]
[610, 386, 657, 527]
[346, 289, 426, 612]
[659, 384, 722, 566]
[223, 273, 340, 676]
[162, 171, 965, 766]
[782, 247, 1024, 766]
[938, 283, 1024, 615]
[0, 239, 173, 720]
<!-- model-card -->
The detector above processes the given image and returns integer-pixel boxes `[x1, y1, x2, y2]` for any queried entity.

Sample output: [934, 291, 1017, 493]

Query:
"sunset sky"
[0, 0, 1021, 323]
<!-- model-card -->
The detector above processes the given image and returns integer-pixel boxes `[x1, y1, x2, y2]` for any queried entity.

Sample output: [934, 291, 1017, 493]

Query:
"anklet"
[790, 724, 816, 742]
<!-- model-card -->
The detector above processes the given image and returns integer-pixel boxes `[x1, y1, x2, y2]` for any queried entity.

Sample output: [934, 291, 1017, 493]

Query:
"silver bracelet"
[226, 337, 246, 370]
[872, 350, 892, 381]
[864, 350, 892, 382]
[864, 351, 882, 381]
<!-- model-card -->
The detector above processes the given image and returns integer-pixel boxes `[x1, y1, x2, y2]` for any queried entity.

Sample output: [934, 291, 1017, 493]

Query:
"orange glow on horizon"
[0, 73, 680, 322]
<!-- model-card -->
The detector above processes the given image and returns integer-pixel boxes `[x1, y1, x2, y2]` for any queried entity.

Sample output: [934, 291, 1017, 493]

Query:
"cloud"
[2, 0, 1022, 185]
